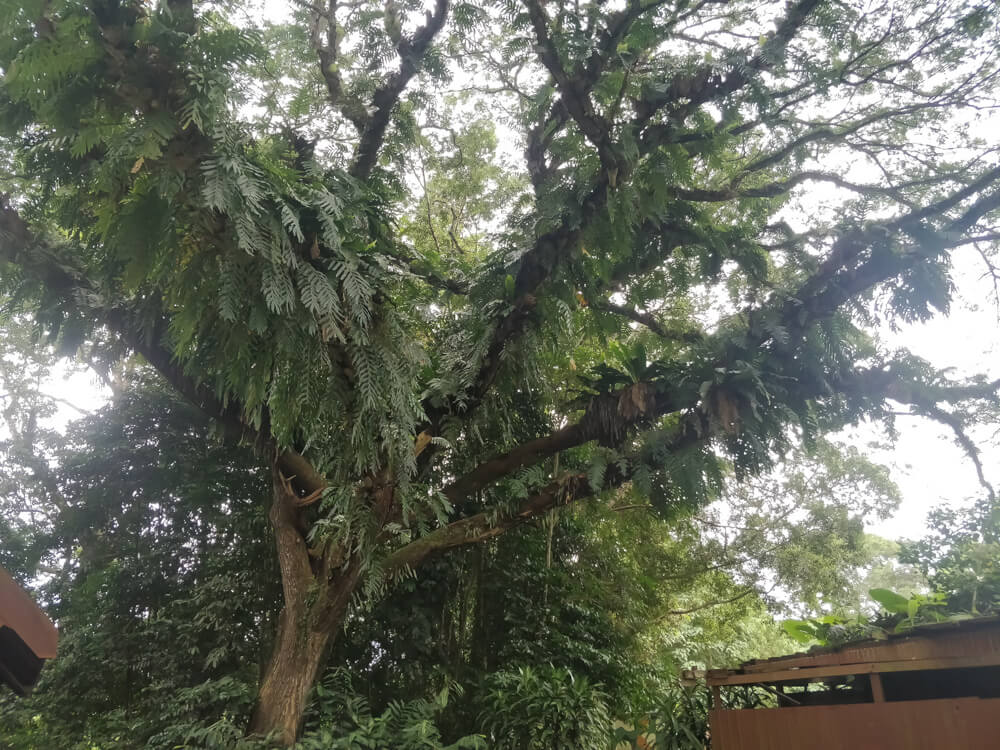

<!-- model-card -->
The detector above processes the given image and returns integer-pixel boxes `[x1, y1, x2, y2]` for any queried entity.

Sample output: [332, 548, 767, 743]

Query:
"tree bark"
[248, 605, 332, 745]
[248, 468, 361, 745]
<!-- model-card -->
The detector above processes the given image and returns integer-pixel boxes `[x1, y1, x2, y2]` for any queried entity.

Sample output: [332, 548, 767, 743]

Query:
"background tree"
[1, 0, 1000, 742]
[0, 369, 278, 747]
[0, 318, 70, 582]
[901, 494, 1000, 614]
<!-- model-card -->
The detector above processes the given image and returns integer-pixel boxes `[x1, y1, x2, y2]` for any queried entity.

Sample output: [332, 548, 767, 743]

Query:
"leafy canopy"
[2, 0, 999, 546]
[2, 0, 1000, 741]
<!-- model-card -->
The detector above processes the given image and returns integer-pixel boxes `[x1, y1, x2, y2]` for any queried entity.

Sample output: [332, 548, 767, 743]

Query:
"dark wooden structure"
[702, 617, 1000, 749]
[0, 567, 57, 695]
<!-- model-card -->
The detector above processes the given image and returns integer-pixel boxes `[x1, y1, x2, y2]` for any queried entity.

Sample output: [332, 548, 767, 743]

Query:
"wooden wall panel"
[711, 697, 1000, 750]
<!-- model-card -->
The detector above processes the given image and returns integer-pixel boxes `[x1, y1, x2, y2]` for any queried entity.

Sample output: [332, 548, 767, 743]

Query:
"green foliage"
[613, 683, 711, 750]
[298, 670, 484, 750]
[0, 369, 276, 748]
[478, 666, 611, 750]
[783, 588, 978, 648]
[867, 588, 913, 616]
[781, 614, 885, 648]
[869, 589, 972, 631]
[0, 331, 916, 745]
[1, 0, 1000, 744]
[328, 506, 665, 726]
[660, 439, 903, 619]
[0, 0, 423, 482]
[900, 495, 1000, 615]
[0, 316, 71, 581]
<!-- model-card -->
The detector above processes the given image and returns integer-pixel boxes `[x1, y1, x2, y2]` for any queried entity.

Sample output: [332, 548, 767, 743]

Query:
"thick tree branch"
[381, 244, 469, 294]
[394, 415, 715, 574]
[671, 170, 956, 206]
[350, 0, 450, 180]
[420, 176, 612, 434]
[386, 472, 588, 573]
[422, 1, 822, 441]
[441, 184, 1000, 511]
[523, 0, 617, 169]
[523, 0, 678, 178]
[590, 299, 704, 344]
[775, 173, 1000, 327]
[304, 0, 372, 129]
[434, 0, 821, 431]
[0, 201, 329, 499]
[634, 0, 823, 128]
[442, 381, 671, 502]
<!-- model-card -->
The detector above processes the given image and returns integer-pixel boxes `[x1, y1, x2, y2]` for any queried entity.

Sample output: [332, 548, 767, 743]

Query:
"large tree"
[0, 335, 901, 746]
[0, 319, 901, 746]
[2, 0, 1000, 741]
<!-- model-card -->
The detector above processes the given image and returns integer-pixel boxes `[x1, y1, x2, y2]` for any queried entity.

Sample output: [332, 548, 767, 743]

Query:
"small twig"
[39, 392, 90, 414]
[912, 399, 996, 501]
[292, 486, 325, 507]
[661, 586, 757, 617]
[591, 299, 703, 344]
[279, 470, 325, 507]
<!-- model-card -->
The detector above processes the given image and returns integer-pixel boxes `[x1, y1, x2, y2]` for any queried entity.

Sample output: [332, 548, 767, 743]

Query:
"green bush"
[478, 666, 611, 750]
[613, 681, 711, 750]
[297, 669, 484, 749]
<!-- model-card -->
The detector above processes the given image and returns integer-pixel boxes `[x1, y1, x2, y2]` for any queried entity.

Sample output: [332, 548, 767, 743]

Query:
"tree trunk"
[248, 606, 332, 745]
[247, 467, 362, 745]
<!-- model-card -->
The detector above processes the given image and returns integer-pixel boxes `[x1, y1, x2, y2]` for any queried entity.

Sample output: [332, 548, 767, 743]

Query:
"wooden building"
[0, 567, 57, 695]
[702, 616, 1000, 749]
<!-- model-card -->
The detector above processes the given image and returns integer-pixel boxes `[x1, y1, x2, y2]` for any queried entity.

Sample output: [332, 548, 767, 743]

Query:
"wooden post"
[712, 685, 722, 709]
[870, 673, 885, 703]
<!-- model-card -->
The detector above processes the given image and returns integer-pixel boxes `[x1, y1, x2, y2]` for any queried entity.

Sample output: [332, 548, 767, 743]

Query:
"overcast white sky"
[863, 249, 1000, 540]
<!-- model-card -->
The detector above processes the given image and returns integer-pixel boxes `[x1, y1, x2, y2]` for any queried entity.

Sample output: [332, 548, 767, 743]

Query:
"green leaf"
[782, 619, 817, 644]
[869, 588, 910, 615]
